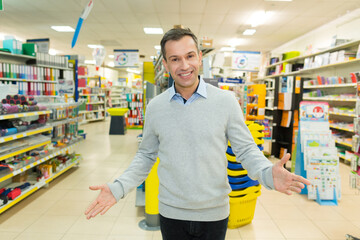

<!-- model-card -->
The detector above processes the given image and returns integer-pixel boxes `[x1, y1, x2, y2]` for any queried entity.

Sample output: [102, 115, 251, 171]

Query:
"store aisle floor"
[1, 120, 360, 240]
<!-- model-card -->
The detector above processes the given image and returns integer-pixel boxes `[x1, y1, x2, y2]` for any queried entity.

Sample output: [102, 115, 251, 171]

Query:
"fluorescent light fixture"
[49, 49, 57, 55]
[51, 26, 75, 32]
[150, 56, 157, 60]
[108, 55, 114, 59]
[144, 28, 163, 34]
[154, 45, 161, 50]
[220, 47, 235, 52]
[248, 11, 273, 27]
[108, 62, 115, 67]
[127, 68, 141, 74]
[243, 29, 257, 35]
[264, 0, 292, 1]
[88, 44, 104, 49]
[85, 60, 96, 64]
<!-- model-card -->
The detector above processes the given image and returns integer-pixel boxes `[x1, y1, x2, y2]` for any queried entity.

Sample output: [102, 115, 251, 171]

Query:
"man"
[85, 28, 310, 240]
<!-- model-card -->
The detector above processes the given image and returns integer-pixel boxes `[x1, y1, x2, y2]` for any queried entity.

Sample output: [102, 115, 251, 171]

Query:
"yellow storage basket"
[228, 184, 261, 197]
[228, 191, 261, 229]
[227, 168, 248, 177]
[107, 108, 129, 116]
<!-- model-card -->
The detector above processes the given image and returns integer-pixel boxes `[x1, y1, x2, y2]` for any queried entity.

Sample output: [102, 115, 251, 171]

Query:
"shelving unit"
[77, 87, 107, 123]
[109, 85, 130, 109]
[262, 39, 360, 165]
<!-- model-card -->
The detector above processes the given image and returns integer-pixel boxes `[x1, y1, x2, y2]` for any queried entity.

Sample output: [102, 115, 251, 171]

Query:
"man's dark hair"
[160, 28, 199, 61]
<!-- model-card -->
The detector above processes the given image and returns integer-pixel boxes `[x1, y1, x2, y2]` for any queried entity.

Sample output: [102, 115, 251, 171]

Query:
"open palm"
[272, 153, 311, 195]
[85, 184, 117, 219]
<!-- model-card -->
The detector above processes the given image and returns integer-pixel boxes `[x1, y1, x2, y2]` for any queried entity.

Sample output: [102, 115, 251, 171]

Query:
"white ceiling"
[1, 0, 360, 66]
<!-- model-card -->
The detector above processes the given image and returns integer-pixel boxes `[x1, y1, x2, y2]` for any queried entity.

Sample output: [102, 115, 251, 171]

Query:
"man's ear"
[162, 58, 169, 73]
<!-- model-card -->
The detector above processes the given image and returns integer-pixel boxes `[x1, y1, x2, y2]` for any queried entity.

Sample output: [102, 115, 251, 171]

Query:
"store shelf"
[265, 97, 274, 100]
[0, 140, 82, 183]
[86, 102, 104, 105]
[329, 124, 354, 133]
[265, 107, 276, 110]
[78, 110, 87, 114]
[79, 94, 105, 96]
[265, 116, 273, 120]
[338, 153, 351, 162]
[265, 39, 360, 69]
[0, 51, 36, 60]
[0, 140, 51, 161]
[88, 109, 105, 113]
[303, 83, 356, 89]
[87, 117, 105, 122]
[0, 77, 59, 83]
[111, 97, 126, 100]
[335, 139, 352, 147]
[302, 97, 356, 102]
[36, 64, 71, 70]
[301, 58, 360, 73]
[0, 157, 80, 214]
[329, 111, 356, 117]
[0, 110, 51, 120]
[0, 126, 52, 143]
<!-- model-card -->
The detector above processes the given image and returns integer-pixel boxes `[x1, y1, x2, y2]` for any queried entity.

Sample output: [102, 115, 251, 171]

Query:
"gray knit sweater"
[108, 83, 274, 221]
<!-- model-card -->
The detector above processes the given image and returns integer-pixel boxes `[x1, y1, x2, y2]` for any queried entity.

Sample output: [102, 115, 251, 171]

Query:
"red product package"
[7, 188, 21, 200]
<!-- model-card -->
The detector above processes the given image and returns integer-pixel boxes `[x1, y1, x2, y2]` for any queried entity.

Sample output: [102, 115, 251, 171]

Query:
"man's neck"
[174, 79, 200, 100]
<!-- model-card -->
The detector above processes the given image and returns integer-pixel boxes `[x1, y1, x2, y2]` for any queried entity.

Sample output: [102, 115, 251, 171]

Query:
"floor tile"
[0, 213, 41, 232]
[0, 232, 19, 239]
[313, 220, 360, 240]
[274, 219, 329, 239]
[67, 216, 116, 235]
[24, 215, 79, 234]
[62, 233, 108, 240]
[238, 219, 285, 239]
[262, 204, 309, 220]
[109, 216, 153, 237]
[44, 200, 91, 216]
[14, 232, 63, 240]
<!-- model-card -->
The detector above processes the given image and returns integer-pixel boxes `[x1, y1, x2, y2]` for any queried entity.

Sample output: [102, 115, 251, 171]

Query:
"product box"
[78, 66, 87, 76]
[12, 171, 28, 182]
[2, 39, 17, 54]
[78, 78, 87, 87]
[22, 43, 37, 56]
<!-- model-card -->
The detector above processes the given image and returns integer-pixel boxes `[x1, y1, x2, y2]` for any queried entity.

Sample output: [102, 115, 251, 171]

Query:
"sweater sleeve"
[225, 94, 275, 190]
[107, 104, 159, 201]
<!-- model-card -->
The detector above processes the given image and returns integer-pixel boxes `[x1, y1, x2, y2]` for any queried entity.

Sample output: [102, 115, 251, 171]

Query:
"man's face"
[162, 36, 202, 90]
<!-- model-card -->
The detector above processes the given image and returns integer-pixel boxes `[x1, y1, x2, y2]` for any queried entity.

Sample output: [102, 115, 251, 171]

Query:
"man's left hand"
[272, 153, 311, 195]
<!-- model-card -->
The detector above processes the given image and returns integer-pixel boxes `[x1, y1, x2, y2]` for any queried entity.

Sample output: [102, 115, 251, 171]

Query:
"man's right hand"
[85, 184, 117, 219]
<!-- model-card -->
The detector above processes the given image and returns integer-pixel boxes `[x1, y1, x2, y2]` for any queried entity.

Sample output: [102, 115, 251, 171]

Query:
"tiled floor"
[1, 120, 360, 240]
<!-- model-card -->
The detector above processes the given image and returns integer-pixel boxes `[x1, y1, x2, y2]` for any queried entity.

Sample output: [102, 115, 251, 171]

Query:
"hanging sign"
[114, 49, 139, 68]
[232, 51, 261, 72]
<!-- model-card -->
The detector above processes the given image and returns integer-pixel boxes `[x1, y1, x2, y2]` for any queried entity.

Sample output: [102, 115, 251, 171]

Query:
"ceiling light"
[88, 44, 104, 49]
[49, 49, 57, 55]
[264, 0, 292, 1]
[220, 47, 235, 52]
[144, 28, 164, 34]
[150, 56, 157, 60]
[154, 45, 161, 50]
[85, 60, 96, 64]
[248, 11, 273, 27]
[51, 26, 75, 32]
[108, 62, 115, 67]
[243, 29, 257, 36]
[108, 55, 114, 59]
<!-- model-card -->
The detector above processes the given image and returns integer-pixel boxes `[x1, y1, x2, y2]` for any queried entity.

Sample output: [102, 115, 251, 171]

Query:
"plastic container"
[228, 175, 252, 184]
[228, 185, 261, 197]
[230, 181, 259, 190]
[227, 168, 248, 177]
[227, 162, 243, 170]
[107, 108, 129, 116]
[228, 190, 261, 229]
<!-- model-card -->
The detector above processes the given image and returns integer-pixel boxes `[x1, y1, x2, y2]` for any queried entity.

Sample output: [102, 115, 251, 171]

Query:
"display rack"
[259, 39, 360, 162]
[78, 87, 107, 124]
[109, 86, 130, 109]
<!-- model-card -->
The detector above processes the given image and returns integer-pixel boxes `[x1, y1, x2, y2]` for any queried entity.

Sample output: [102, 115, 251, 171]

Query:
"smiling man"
[85, 28, 310, 240]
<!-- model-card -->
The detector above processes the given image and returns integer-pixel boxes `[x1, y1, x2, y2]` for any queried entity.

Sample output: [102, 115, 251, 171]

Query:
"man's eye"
[188, 55, 194, 58]
[171, 58, 178, 62]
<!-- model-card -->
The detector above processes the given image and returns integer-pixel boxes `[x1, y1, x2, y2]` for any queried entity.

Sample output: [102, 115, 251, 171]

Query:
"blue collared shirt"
[168, 77, 207, 105]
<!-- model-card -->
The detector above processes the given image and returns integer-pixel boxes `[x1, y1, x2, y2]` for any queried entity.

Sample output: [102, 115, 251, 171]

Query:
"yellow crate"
[228, 191, 261, 229]
[228, 185, 261, 197]
[227, 168, 248, 177]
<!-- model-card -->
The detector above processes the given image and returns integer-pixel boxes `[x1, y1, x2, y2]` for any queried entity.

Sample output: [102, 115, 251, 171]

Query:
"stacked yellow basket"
[227, 121, 265, 228]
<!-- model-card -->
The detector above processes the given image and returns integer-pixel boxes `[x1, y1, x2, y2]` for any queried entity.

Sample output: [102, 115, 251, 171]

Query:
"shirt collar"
[168, 76, 207, 102]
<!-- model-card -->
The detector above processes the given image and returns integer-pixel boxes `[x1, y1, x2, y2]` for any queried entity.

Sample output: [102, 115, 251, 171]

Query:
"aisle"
[0, 120, 360, 240]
